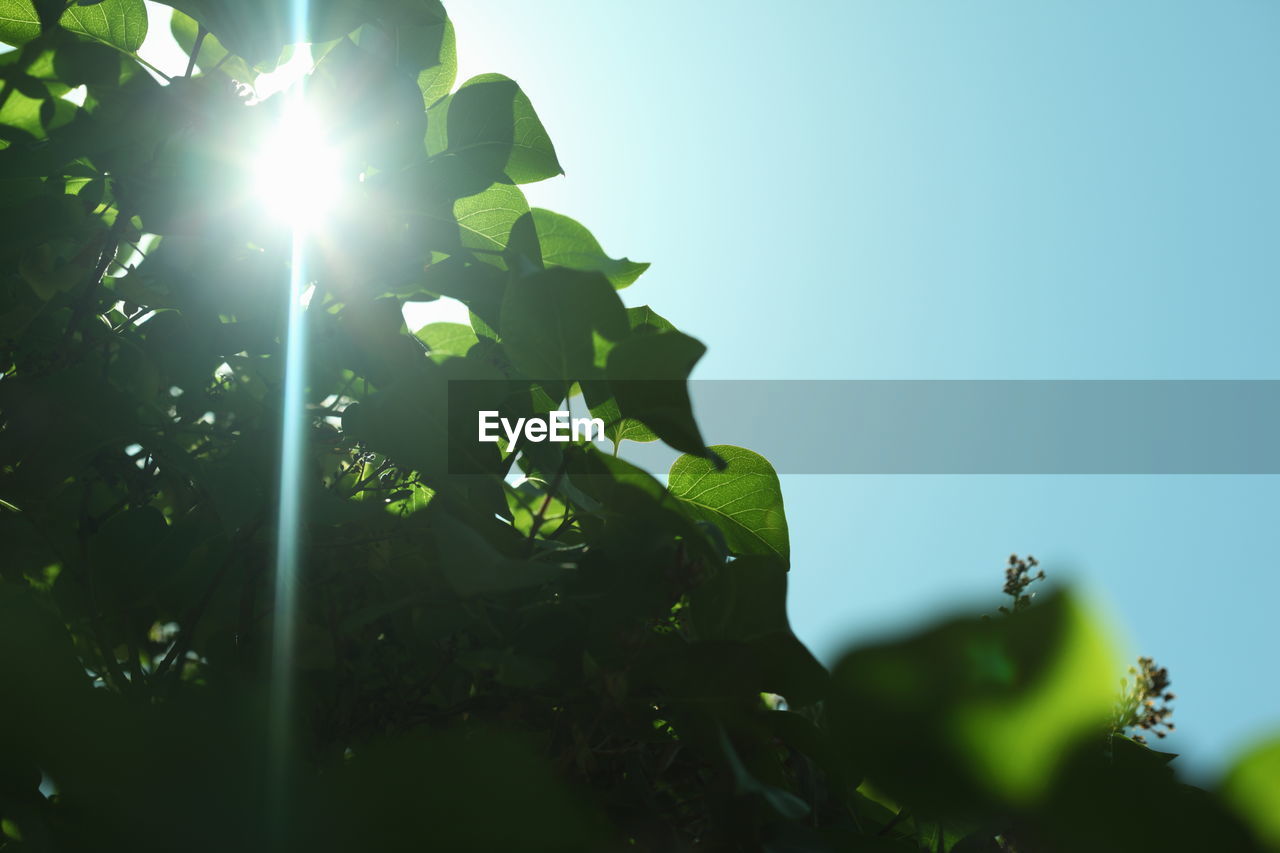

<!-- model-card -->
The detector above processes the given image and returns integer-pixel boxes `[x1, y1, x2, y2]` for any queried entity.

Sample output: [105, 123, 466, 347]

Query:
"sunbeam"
[265, 0, 321, 836]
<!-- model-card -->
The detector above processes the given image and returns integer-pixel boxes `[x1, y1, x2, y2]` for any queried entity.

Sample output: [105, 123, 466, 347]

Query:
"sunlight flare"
[253, 100, 343, 229]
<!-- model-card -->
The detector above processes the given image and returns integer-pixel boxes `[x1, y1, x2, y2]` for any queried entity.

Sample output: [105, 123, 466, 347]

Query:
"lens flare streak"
[268, 0, 316, 832]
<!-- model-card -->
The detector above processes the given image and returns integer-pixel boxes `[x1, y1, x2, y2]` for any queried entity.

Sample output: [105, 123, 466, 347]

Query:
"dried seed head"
[998, 554, 1045, 614]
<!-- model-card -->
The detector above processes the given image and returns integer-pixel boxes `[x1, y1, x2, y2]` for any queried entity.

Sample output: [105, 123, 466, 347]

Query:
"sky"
[137, 1, 1280, 780]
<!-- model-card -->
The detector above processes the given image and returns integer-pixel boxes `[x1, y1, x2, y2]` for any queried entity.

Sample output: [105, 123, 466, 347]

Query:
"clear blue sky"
[434, 0, 1280, 781]
[131, 1, 1280, 780]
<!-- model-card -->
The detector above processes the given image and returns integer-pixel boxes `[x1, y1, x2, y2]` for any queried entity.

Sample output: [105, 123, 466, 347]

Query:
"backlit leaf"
[429, 73, 562, 188]
[826, 590, 1117, 814]
[0, 0, 40, 45]
[60, 0, 147, 53]
[499, 267, 628, 383]
[669, 445, 789, 564]
[170, 9, 255, 83]
[531, 208, 648, 289]
[454, 181, 529, 254]
[1222, 738, 1280, 848]
[414, 321, 478, 361]
[606, 330, 708, 457]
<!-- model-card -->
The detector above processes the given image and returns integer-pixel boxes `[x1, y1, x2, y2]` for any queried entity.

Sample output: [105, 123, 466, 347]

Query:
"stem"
[527, 456, 569, 542]
[546, 511, 575, 540]
[64, 211, 128, 341]
[130, 52, 173, 82]
[184, 25, 208, 79]
[345, 458, 393, 499]
[878, 809, 911, 837]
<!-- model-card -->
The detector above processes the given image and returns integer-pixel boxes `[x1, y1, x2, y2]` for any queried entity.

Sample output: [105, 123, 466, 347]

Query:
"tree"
[0, 1, 1276, 850]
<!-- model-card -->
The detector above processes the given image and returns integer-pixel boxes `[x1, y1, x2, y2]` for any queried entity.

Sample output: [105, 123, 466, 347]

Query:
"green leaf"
[592, 395, 658, 447]
[0, 0, 40, 46]
[60, 0, 147, 53]
[0, 81, 75, 142]
[429, 73, 562, 188]
[692, 556, 792, 643]
[454, 181, 530, 254]
[421, 257, 507, 334]
[1222, 737, 1280, 848]
[531, 208, 648, 289]
[499, 267, 628, 384]
[606, 330, 708, 457]
[414, 321, 478, 361]
[416, 19, 454, 107]
[626, 305, 676, 334]
[170, 9, 255, 83]
[348, 8, 454, 109]
[669, 446, 789, 564]
[690, 555, 828, 705]
[505, 480, 568, 538]
[567, 444, 669, 508]
[587, 307, 679, 447]
[564, 445, 723, 566]
[826, 590, 1117, 815]
[342, 355, 509, 495]
[384, 481, 434, 517]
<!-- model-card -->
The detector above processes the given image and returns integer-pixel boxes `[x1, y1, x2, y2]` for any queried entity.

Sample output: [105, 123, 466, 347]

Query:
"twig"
[526, 456, 569, 541]
[184, 25, 207, 79]
[64, 211, 129, 341]
[877, 809, 911, 838]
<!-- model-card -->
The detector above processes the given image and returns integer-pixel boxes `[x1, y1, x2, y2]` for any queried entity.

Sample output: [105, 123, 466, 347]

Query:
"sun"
[252, 97, 346, 231]
[249, 43, 348, 232]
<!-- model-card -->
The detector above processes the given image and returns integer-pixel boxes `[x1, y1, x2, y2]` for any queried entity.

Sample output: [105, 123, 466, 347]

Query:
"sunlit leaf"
[353, 9, 454, 108]
[1222, 738, 1280, 848]
[499, 267, 628, 383]
[532, 208, 648, 289]
[414, 321, 478, 361]
[427, 73, 562, 191]
[669, 445, 789, 564]
[626, 305, 675, 334]
[587, 306, 680, 446]
[827, 590, 1117, 815]
[416, 19, 455, 107]
[60, 0, 147, 53]
[505, 480, 568, 538]
[454, 181, 530, 254]
[606, 330, 708, 457]
[170, 9, 255, 83]
[0, 0, 40, 45]
[384, 481, 434, 517]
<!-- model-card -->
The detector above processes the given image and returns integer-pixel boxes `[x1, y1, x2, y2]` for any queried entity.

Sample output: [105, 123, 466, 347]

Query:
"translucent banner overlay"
[448, 381, 1280, 474]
